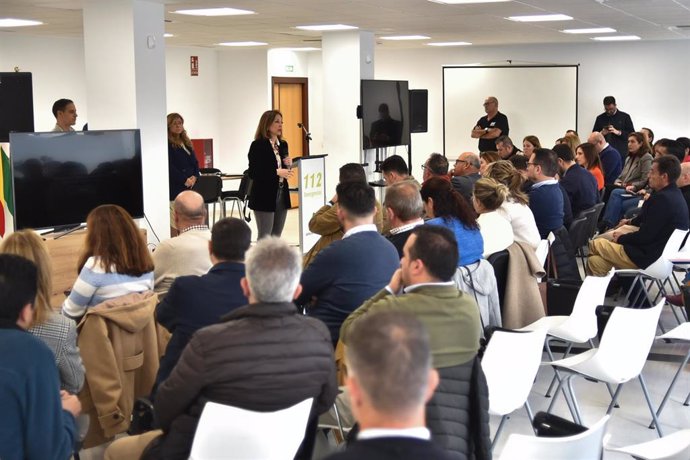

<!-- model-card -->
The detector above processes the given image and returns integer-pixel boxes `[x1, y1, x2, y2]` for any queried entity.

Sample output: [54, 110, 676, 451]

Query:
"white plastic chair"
[520, 270, 614, 399]
[614, 229, 688, 324]
[650, 322, 690, 425]
[606, 428, 690, 460]
[499, 414, 610, 460]
[481, 328, 547, 448]
[547, 301, 665, 436]
[189, 398, 313, 460]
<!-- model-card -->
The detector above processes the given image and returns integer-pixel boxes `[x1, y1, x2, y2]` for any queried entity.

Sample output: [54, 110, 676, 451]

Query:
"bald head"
[678, 162, 690, 188]
[453, 152, 480, 176]
[588, 132, 606, 152]
[174, 190, 206, 229]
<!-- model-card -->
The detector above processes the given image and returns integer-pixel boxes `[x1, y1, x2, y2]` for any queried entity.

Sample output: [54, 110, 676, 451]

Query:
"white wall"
[0, 35, 87, 131]
[375, 40, 690, 170]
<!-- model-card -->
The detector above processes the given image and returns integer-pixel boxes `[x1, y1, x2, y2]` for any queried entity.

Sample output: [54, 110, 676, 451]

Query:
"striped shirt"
[61, 256, 154, 319]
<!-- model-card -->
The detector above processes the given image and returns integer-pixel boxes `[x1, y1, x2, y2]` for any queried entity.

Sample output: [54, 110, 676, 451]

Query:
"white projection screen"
[443, 65, 578, 156]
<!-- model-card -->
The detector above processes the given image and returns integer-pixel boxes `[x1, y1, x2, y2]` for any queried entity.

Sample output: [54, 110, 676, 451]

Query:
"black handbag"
[532, 411, 587, 437]
[546, 280, 582, 316]
[128, 397, 155, 435]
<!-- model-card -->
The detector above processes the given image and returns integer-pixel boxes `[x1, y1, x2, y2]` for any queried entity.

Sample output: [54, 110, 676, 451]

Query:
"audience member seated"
[61, 204, 154, 321]
[422, 152, 450, 184]
[381, 154, 416, 185]
[654, 138, 685, 162]
[341, 226, 489, 457]
[153, 218, 251, 396]
[0, 254, 82, 460]
[479, 150, 500, 175]
[554, 143, 599, 216]
[384, 180, 425, 257]
[450, 151, 481, 204]
[600, 132, 653, 230]
[522, 135, 541, 158]
[588, 131, 623, 186]
[0, 231, 84, 394]
[485, 160, 540, 248]
[421, 177, 484, 266]
[562, 132, 581, 156]
[641, 127, 655, 147]
[677, 136, 690, 161]
[588, 156, 689, 275]
[104, 238, 337, 460]
[508, 154, 534, 192]
[527, 149, 569, 238]
[575, 142, 605, 191]
[473, 178, 514, 257]
[326, 311, 460, 460]
[152, 190, 211, 295]
[495, 135, 521, 160]
[297, 181, 399, 346]
[303, 163, 384, 267]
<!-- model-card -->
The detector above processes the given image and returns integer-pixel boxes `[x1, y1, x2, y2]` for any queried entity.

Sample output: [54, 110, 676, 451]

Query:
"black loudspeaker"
[409, 89, 428, 133]
[0, 72, 34, 142]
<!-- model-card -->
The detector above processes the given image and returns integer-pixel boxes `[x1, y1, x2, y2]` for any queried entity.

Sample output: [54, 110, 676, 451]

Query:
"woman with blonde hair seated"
[0, 230, 84, 394]
[62, 204, 154, 320]
[484, 160, 541, 248]
[473, 178, 515, 257]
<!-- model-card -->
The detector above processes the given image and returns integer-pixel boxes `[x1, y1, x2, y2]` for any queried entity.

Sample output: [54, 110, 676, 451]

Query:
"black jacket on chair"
[426, 357, 492, 460]
[247, 138, 291, 212]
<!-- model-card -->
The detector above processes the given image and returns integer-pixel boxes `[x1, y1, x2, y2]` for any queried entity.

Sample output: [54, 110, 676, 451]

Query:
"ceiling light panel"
[218, 41, 267, 47]
[562, 28, 616, 34]
[0, 18, 43, 27]
[295, 24, 358, 31]
[173, 8, 255, 17]
[507, 14, 573, 22]
[591, 35, 641, 41]
[380, 35, 431, 40]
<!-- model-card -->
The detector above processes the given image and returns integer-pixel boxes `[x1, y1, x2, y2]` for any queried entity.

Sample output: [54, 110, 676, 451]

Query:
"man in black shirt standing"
[471, 96, 509, 152]
[592, 95, 635, 159]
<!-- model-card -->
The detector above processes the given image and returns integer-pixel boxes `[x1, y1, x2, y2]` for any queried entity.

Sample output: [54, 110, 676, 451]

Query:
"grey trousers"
[254, 185, 289, 239]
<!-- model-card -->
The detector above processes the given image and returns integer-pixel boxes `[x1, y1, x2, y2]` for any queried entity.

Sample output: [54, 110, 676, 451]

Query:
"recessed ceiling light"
[164, 33, 174, 38]
[273, 47, 321, 52]
[429, 0, 510, 3]
[561, 27, 616, 34]
[295, 24, 358, 31]
[507, 14, 573, 22]
[591, 35, 641, 41]
[428, 41, 472, 46]
[218, 41, 267, 47]
[173, 7, 254, 16]
[0, 18, 43, 27]
[380, 35, 431, 41]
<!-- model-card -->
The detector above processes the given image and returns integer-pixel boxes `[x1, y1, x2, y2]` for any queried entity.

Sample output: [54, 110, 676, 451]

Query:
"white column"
[321, 31, 375, 196]
[83, 0, 169, 240]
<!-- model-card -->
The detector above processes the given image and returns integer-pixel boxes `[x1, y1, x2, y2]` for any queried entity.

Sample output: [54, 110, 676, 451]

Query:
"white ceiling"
[1, 0, 690, 48]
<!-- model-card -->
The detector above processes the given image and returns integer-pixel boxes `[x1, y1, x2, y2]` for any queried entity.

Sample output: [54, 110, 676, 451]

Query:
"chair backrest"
[587, 202, 605, 239]
[607, 428, 690, 460]
[481, 328, 547, 416]
[189, 398, 313, 460]
[596, 300, 663, 381]
[192, 175, 222, 204]
[487, 249, 509, 310]
[643, 229, 689, 279]
[237, 169, 253, 200]
[567, 215, 589, 251]
[499, 415, 610, 460]
[200, 168, 222, 175]
[561, 270, 614, 341]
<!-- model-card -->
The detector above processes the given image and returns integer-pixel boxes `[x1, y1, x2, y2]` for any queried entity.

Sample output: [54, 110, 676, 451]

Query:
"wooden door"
[272, 77, 308, 208]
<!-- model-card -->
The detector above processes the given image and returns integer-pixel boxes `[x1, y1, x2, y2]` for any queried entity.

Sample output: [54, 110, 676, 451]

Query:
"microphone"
[297, 122, 303, 128]
[297, 122, 312, 142]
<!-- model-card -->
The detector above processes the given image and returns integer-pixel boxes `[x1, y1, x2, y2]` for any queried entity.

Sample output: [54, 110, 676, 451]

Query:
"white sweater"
[496, 199, 541, 249]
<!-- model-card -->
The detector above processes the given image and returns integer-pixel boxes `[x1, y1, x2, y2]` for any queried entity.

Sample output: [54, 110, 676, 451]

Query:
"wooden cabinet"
[44, 230, 86, 308]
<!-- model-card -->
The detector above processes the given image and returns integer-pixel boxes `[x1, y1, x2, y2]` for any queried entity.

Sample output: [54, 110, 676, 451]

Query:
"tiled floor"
[84, 209, 690, 459]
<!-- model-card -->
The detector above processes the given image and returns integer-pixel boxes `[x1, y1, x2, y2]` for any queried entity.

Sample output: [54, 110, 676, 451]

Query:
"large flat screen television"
[10, 129, 144, 231]
[361, 79, 410, 149]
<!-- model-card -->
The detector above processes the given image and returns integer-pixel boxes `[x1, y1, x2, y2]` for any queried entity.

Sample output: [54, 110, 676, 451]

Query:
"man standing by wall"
[471, 96, 508, 153]
[592, 95, 635, 159]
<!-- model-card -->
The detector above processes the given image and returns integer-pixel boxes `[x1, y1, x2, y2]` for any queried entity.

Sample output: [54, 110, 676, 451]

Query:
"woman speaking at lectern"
[247, 110, 293, 239]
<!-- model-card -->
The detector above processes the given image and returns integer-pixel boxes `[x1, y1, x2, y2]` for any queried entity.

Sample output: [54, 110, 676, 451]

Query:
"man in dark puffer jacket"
[105, 237, 338, 460]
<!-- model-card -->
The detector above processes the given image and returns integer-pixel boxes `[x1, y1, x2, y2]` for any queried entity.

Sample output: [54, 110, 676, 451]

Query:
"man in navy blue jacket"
[554, 144, 599, 216]
[527, 149, 566, 239]
[589, 131, 623, 186]
[298, 181, 400, 345]
[0, 254, 81, 460]
[154, 217, 250, 393]
[588, 156, 689, 275]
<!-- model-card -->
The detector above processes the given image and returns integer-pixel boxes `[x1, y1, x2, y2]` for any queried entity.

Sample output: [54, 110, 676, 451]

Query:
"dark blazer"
[325, 437, 458, 460]
[560, 164, 599, 216]
[297, 231, 400, 345]
[154, 262, 247, 393]
[168, 143, 199, 201]
[152, 302, 338, 460]
[599, 144, 623, 186]
[619, 183, 689, 269]
[247, 138, 291, 212]
[451, 172, 481, 204]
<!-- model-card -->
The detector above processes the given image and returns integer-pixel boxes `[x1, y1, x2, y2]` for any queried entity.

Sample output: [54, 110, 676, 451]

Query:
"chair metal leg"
[332, 400, 345, 441]
[492, 415, 508, 450]
[565, 375, 583, 426]
[606, 384, 623, 414]
[546, 369, 579, 423]
[639, 374, 664, 437]
[684, 390, 690, 406]
[545, 340, 572, 398]
[650, 349, 690, 427]
[524, 401, 537, 435]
